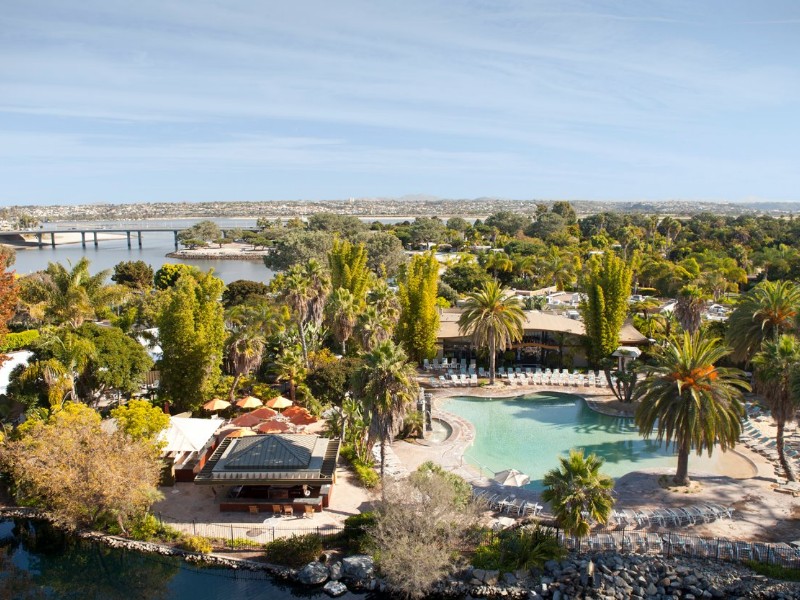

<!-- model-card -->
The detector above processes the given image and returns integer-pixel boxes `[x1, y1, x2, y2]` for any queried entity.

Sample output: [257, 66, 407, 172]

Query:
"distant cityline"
[3, 197, 800, 223]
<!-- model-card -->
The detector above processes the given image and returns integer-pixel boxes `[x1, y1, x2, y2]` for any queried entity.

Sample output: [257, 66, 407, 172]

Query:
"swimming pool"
[441, 392, 747, 490]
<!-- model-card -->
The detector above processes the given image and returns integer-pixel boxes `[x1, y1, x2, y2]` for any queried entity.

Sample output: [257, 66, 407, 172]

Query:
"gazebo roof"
[195, 434, 340, 486]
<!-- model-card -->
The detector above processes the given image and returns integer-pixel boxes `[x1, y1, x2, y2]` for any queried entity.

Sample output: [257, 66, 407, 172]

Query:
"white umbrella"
[492, 468, 531, 487]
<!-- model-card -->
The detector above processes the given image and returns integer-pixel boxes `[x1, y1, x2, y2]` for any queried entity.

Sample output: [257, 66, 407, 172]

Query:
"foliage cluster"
[263, 533, 323, 567]
[471, 525, 565, 572]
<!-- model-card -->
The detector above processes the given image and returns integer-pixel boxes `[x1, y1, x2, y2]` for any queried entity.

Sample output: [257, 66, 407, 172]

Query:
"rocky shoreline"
[165, 250, 269, 261]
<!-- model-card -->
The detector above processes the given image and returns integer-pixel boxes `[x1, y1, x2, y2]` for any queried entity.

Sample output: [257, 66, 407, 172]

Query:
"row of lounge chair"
[611, 503, 734, 529]
[473, 490, 544, 517]
[423, 358, 476, 373]
[500, 368, 606, 388]
[429, 374, 479, 387]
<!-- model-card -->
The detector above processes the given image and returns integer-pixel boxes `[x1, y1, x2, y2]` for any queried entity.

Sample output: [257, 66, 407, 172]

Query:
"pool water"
[441, 392, 736, 490]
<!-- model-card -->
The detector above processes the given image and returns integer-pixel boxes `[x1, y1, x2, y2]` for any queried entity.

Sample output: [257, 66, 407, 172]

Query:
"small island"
[167, 241, 270, 261]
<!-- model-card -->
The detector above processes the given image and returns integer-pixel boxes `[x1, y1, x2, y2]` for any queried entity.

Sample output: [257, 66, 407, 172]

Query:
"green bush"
[225, 537, 263, 550]
[342, 512, 376, 552]
[472, 526, 565, 573]
[353, 462, 380, 488]
[415, 461, 472, 508]
[745, 561, 800, 582]
[128, 514, 182, 542]
[0, 330, 40, 352]
[264, 534, 323, 568]
[180, 535, 213, 554]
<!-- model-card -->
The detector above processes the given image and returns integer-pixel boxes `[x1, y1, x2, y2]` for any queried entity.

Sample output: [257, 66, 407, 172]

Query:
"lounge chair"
[248, 505, 259, 515]
[470, 374, 478, 386]
[303, 504, 315, 519]
[272, 504, 282, 516]
[283, 505, 294, 517]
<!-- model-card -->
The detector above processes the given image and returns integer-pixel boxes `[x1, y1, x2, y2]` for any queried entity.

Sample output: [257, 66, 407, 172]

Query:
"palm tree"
[541, 449, 615, 538]
[355, 340, 419, 483]
[483, 251, 513, 280]
[726, 280, 800, 363]
[20, 258, 128, 327]
[224, 305, 268, 401]
[367, 280, 401, 330]
[274, 344, 306, 403]
[458, 281, 525, 384]
[327, 287, 358, 355]
[538, 248, 576, 291]
[752, 334, 800, 481]
[357, 305, 393, 352]
[674, 285, 705, 334]
[634, 332, 750, 486]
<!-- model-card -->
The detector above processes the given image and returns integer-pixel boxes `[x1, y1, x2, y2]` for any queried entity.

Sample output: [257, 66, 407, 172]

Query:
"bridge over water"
[0, 227, 188, 249]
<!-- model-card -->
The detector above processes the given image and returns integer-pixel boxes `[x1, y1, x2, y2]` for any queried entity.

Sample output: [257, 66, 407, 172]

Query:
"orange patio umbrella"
[266, 396, 293, 410]
[203, 398, 231, 412]
[235, 395, 263, 409]
[288, 412, 318, 426]
[231, 413, 263, 428]
[224, 428, 257, 438]
[256, 420, 292, 434]
[281, 405, 305, 417]
[248, 406, 278, 419]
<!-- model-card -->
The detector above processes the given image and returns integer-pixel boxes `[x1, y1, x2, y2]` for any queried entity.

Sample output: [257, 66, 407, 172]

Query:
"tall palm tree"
[537, 248, 576, 291]
[327, 287, 358, 355]
[367, 280, 401, 330]
[634, 332, 750, 486]
[458, 281, 525, 384]
[274, 344, 306, 403]
[354, 340, 419, 483]
[483, 251, 513, 280]
[541, 449, 615, 538]
[357, 304, 393, 352]
[281, 260, 330, 367]
[20, 258, 128, 327]
[726, 280, 800, 363]
[224, 304, 268, 401]
[674, 284, 705, 334]
[752, 334, 800, 482]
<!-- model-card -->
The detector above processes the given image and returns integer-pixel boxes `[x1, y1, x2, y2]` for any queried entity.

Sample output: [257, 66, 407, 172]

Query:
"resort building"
[195, 433, 341, 515]
[436, 308, 648, 369]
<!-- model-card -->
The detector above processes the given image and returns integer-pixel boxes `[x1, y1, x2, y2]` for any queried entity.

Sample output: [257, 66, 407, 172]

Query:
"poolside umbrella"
[203, 398, 231, 412]
[224, 428, 257, 438]
[248, 406, 278, 419]
[266, 396, 293, 410]
[281, 405, 305, 417]
[231, 413, 263, 428]
[236, 395, 263, 409]
[492, 468, 531, 487]
[288, 409, 317, 426]
[256, 420, 292, 434]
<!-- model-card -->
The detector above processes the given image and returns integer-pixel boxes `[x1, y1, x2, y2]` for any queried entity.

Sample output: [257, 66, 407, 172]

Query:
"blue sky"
[2, 0, 800, 205]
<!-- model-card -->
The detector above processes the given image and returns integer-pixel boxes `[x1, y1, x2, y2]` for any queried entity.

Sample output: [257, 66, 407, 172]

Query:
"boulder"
[323, 581, 348, 597]
[328, 561, 343, 581]
[342, 555, 375, 580]
[296, 561, 328, 586]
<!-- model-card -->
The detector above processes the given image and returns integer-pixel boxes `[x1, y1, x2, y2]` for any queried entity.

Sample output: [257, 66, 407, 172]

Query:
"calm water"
[441, 392, 733, 490]
[1, 519, 369, 600]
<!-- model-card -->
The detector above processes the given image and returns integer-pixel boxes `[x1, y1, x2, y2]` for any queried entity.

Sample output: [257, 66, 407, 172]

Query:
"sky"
[2, 0, 800, 205]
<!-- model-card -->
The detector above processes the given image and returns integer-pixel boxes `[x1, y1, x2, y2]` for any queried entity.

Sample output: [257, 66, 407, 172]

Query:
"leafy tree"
[397, 252, 440, 363]
[157, 271, 226, 412]
[111, 260, 154, 290]
[482, 251, 514, 281]
[0, 247, 19, 349]
[541, 449, 615, 537]
[634, 332, 749, 486]
[551, 201, 577, 225]
[441, 260, 492, 293]
[355, 231, 408, 276]
[328, 237, 371, 306]
[726, 280, 800, 363]
[458, 281, 524, 384]
[153, 263, 198, 290]
[525, 212, 568, 242]
[484, 211, 529, 236]
[307, 212, 367, 236]
[446, 216, 469, 232]
[752, 334, 800, 482]
[354, 340, 419, 482]
[111, 399, 170, 447]
[2, 403, 162, 531]
[306, 356, 363, 406]
[674, 284, 705, 334]
[579, 252, 632, 366]
[221, 279, 270, 308]
[263, 230, 334, 271]
[20, 258, 128, 327]
[408, 217, 446, 247]
[178, 220, 221, 246]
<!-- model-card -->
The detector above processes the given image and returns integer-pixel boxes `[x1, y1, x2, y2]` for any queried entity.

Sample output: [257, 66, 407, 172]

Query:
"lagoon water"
[1, 519, 370, 600]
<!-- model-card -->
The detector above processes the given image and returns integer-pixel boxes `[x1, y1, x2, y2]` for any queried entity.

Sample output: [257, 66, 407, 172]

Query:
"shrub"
[342, 512, 377, 552]
[341, 444, 380, 488]
[264, 534, 323, 568]
[126, 514, 182, 543]
[415, 461, 472, 507]
[745, 561, 800, 582]
[225, 537, 263, 550]
[180, 535, 213, 554]
[0, 330, 40, 352]
[472, 525, 565, 573]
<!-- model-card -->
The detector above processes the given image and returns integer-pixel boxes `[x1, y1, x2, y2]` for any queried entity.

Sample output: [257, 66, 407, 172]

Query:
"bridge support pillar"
[173, 230, 179, 250]
[81, 232, 86, 248]
[50, 232, 56, 248]
[36, 233, 43, 248]
[138, 231, 142, 248]
[93, 231, 98, 248]
[127, 231, 132, 249]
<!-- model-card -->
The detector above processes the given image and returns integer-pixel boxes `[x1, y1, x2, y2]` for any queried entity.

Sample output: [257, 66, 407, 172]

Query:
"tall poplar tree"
[579, 252, 633, 366]
[397, 252, 440, 363]
[157, 271, 226, 412]
[328, 237, 371, 307]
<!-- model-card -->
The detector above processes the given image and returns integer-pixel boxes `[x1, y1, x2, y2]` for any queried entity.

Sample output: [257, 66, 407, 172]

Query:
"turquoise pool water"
[442, 392, 707, 490]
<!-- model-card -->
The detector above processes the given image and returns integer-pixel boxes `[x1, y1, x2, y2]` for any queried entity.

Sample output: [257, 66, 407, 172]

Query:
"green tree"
[751, 334, 800, 481]
[328, 237, 371, 306]
[537, 247, 577, 290]
[397, 252, 440, 363]
[354, 340, 419, 482]
[541, 449, 615, 538]
[441, 260, 492, 293]
[221, 279, 270, 308]
[157, 271, 226, 412]
[281, 260, 331, 367]
[484, 211, 529, 237]
[274, 344, 306, 403]
[726, 280, 800, 363]
[153, 263, 198, 290]
[634, 332, 749, 486]
[482, 251, 514, 280]
[307, 212, 367, 236]
[357, 305, 394, 352]
[111, 399, 170, 447]
[579, 252, 632, 366]
[458, 281, 524, 385]
[178, 220, 221, 247]
[355, 231, 408, 277]
[327, 287, 358, 355]
[111, 260, 154, 291]
[20, 258, 128, 327]
[674, 284, 706, 334]
[263, 230, 334, 271]
[224, 304, 268, 401]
